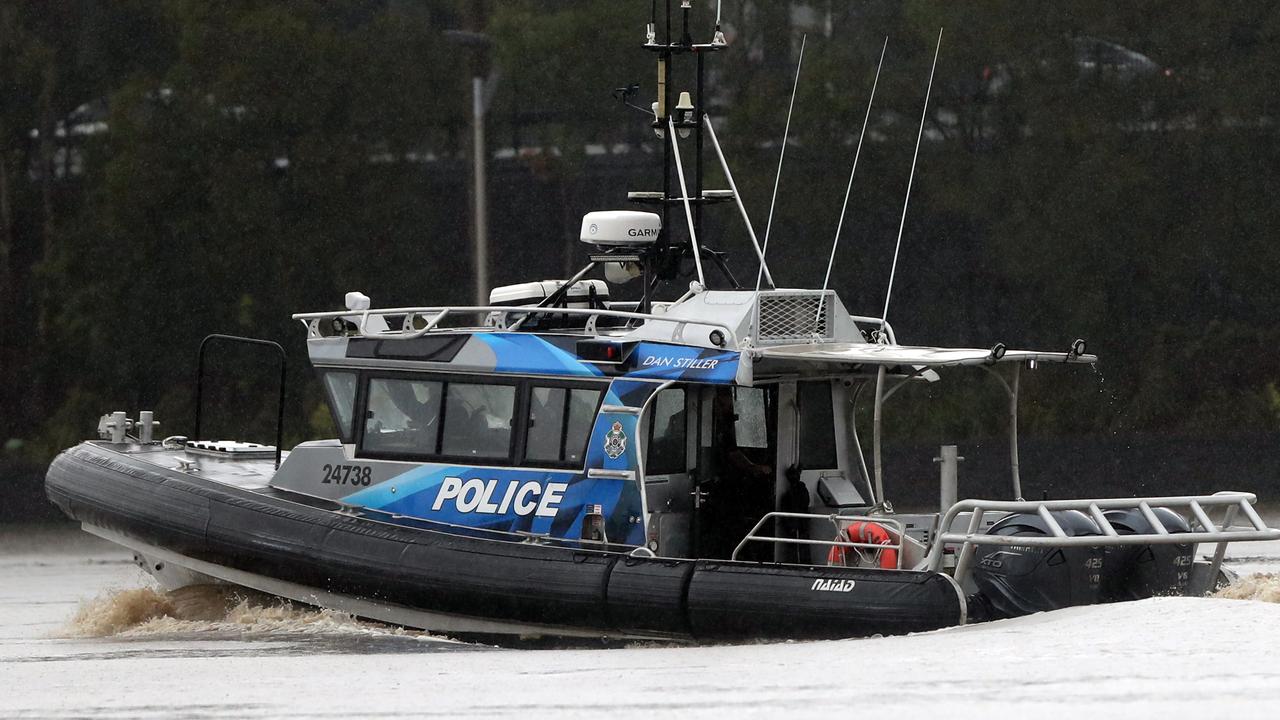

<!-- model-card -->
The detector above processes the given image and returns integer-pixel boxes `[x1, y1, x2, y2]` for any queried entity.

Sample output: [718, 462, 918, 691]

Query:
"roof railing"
[292, 304, 740, 349]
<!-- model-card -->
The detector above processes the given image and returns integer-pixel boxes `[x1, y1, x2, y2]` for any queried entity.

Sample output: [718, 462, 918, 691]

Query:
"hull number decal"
[322, 464, 372, 486]
[811, 578, 856, 593]
[432, 477, 568, 518]
[604, 421, 627, 459]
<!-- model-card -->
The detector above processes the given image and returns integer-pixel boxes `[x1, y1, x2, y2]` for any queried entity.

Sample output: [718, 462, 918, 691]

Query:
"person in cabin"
[711, 387, 772, 482]
[708, 387, 774, 559]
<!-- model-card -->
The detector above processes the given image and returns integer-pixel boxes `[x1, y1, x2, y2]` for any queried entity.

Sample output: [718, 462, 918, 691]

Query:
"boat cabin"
[274, 283, 882, 564]
[269, 206, 1101, 567]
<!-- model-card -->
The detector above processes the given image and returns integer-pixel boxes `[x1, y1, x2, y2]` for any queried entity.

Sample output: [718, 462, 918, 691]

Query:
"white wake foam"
[59, 583, 439, 640]
[1214, 572, 1280, 603]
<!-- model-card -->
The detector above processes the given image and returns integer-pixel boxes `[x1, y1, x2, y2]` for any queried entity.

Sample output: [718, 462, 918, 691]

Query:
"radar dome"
[580, 211, 661, 247]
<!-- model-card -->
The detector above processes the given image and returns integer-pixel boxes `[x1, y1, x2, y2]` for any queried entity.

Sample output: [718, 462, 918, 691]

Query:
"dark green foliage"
[1, 1, 1278, 462]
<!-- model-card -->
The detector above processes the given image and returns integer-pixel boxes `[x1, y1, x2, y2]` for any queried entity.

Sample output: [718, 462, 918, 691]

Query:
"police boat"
[45, 1, 1280, 641]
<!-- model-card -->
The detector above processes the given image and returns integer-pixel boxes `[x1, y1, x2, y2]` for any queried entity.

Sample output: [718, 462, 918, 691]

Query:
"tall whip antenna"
[705, 116, 774, 287]
[712, 2, 727, 46]
[756, 33, 807, 293]
[880, 27, 942, 337]
[817, 36, 889, 324]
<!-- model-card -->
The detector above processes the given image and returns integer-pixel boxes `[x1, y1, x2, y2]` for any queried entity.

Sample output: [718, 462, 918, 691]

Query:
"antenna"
[880, 27, 942, 337]
[756, 33, 807, 293]
[669, 116, 706, 286]
[712, 0, 726, 45]
[816, 36, 889, 325]
[704, 115, 774, 287]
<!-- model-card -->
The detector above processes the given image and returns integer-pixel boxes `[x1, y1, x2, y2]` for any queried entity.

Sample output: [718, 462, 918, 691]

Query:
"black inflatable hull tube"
[606, 557, 696, 638]
[47, 443, 964, 640]
[686, 561, 963, 640]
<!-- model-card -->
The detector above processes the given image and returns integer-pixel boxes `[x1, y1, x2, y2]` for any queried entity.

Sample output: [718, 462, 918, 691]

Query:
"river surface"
[2, 523, 1279, 718]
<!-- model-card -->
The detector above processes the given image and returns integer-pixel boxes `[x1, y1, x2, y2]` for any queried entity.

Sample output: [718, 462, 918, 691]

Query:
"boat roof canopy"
[752, 342, 1097, 369]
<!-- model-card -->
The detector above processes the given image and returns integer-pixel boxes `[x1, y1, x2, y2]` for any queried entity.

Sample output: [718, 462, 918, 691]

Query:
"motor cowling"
[1098, 507, 1193, 602]
[969, 510, 1104, 620]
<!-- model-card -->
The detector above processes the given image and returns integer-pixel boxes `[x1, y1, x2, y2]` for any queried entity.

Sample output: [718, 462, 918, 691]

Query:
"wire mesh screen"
[755, 291, 834, 344]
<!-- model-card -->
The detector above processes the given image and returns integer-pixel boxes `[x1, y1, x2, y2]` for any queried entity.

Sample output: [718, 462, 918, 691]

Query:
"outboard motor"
[1098, 507, 1193, 602]
[969, 510, 1103, 621]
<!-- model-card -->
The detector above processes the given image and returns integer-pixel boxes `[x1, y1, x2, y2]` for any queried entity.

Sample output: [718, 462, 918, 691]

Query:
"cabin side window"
[525, 386, 604, 467]
[645, 388, 687, 475]
[440, 382, 516, 460]
[362, 377, 442, 455]
[798, 380, 837, 468]
[356, 373, 606, 465]
[321, 371, 358, 442]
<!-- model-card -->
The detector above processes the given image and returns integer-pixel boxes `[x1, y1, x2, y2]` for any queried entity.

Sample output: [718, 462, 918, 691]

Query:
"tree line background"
[2, 1, 1279, 497]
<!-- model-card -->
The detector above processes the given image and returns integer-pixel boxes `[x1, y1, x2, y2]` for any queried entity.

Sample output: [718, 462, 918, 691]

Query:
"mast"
[635, 0, 729, 296]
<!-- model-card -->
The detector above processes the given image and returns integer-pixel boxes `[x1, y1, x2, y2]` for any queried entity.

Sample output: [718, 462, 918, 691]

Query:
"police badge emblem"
[603, 421, 627, 459]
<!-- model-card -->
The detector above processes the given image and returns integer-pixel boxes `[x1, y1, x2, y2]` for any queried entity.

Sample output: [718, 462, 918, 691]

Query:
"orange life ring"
[827, 521, 898, 569]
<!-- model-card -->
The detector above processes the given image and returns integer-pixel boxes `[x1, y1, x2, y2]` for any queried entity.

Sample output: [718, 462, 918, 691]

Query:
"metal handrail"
[849, 315, 897, 344]
[193, 334, 287, 469]
[924, 492, 1280, 586]
[292, 304, 739, 349]
[730, 512, 904, 568]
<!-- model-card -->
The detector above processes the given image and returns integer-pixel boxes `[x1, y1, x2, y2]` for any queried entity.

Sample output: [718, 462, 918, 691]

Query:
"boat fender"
[827, 521, 898, 569]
